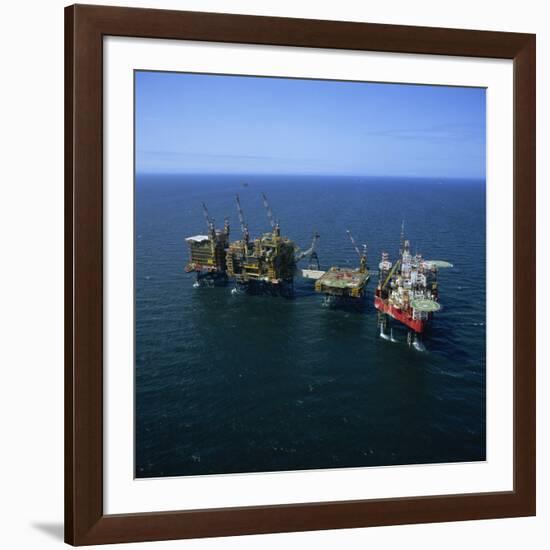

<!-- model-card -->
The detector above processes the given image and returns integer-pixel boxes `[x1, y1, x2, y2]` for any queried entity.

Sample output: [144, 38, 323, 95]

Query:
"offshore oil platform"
[184, 199, 452, 348]
[313, 230, 370, 306]
[226, 194, 297, 296]
[375, 222, 452, 349]
[185, 193, 319, 296]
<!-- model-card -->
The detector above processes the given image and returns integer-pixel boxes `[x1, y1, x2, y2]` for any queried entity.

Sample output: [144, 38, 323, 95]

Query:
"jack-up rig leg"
[412, 333, 426, 352]
[378, 311, 389, 339]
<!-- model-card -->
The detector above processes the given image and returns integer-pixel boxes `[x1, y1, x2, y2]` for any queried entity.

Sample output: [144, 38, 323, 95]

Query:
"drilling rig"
[375, 222, 452, 349]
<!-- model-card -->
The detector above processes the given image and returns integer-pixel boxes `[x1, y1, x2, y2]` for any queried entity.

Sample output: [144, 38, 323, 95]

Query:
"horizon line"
[135, 171, 486, 181]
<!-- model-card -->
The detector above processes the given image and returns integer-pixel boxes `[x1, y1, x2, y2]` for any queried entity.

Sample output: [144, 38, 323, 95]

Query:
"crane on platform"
[380, 258, 401, 291]
[201, 202, 216, 240]
[261, 193, 281, 236]
[235, 195, 250, 248]
[295, 232, 320, 270]
[346, 229, 367, 273]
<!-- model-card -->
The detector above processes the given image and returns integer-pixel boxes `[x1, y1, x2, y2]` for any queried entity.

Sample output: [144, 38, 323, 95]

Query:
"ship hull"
[374, 295, 426, 333]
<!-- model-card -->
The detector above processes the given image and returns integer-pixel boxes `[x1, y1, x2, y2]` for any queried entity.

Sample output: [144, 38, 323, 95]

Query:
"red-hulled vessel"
[375, 226, 450, 347]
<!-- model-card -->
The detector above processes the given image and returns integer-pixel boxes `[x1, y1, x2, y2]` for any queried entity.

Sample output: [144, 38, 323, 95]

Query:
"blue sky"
[135, 71, 486, 179]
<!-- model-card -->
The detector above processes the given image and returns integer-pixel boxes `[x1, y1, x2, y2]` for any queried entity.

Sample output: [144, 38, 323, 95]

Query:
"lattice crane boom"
[295, 231, 320, 261]
[202, 202, 215, 238]
[261, 192, 276, 229]
[235, 195, 249, 244]
[347, 229, 368, 273]
[346, 229, 362, 259]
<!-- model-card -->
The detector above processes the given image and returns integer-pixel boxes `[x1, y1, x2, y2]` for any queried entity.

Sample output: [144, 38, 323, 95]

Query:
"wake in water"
[135, 175, 487, 477]
[412, 335, 426, 352]
[379, 326, 398, 343]
[380, 325, 426, 350]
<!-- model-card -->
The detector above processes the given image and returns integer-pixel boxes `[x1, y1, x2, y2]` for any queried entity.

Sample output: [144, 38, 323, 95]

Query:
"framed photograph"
[65, 4, 536, 545]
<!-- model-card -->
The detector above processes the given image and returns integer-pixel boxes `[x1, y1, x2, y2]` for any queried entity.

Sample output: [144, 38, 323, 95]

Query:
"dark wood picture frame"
[65, 3, 536, 545]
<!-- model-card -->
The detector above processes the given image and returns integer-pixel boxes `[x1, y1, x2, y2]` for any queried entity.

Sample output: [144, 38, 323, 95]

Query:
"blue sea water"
[135, 174, 486, 478]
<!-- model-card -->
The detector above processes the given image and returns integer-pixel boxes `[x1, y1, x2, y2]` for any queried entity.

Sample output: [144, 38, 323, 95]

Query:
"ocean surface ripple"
[135, 174, 486, 478]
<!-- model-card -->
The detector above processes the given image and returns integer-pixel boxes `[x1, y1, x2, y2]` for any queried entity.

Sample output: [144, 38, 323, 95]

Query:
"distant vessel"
[375, 222, 452, 346]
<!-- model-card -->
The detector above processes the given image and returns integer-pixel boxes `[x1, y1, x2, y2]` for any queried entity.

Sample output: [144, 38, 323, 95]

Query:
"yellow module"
[226, 228, 296, 285]
[226, 194, 297, 294]
[185, 231, 229, 273]
[185, 203, 230, 283]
